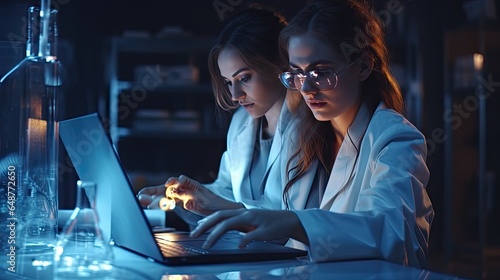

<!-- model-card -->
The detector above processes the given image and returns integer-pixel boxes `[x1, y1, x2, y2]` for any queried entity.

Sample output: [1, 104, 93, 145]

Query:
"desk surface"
[2, 210, 467, 279]
[3, 245, 467, 280]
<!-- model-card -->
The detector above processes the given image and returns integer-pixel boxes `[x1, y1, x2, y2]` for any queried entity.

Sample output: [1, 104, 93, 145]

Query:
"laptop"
[58, 113, 307, 265]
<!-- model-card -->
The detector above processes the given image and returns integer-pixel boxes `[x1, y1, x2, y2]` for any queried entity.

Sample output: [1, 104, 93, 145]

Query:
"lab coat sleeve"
[294, 123, 434, 268]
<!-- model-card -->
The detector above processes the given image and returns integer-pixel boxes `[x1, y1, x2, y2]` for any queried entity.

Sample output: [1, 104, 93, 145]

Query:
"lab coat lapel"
[320, 140, 358, 209]
[230, 116, 258, 201]
[264, 102, 291, 180]
[286, 160, 318, 210]
[320, 103, 370, 210]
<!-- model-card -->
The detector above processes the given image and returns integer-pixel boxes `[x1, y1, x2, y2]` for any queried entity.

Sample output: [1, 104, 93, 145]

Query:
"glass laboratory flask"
[0, 6, 62, 256]
[54, 181, 114, 279]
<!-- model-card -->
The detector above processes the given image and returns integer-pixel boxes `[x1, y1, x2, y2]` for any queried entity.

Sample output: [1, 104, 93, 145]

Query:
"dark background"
[1, 0, 500, 279]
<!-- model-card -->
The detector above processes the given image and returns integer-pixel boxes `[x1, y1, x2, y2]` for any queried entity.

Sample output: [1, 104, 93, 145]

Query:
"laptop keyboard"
[156, 237, 209, 257]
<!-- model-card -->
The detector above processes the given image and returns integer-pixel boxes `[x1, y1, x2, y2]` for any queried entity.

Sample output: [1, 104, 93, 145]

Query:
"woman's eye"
[224, 80, 232, 87]
[239, 75, 250, 83]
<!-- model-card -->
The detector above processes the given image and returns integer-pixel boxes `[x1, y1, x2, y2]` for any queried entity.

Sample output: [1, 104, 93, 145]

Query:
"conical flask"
[0, 4, 62, 258]
[54, 181, 114, 279]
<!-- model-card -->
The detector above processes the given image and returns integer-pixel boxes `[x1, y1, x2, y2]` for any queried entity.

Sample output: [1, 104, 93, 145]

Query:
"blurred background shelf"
[103, 34, 230, 191]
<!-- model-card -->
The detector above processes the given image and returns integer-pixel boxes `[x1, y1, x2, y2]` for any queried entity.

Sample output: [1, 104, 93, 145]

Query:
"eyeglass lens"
[280, 70, 338, 91]
[296, 70, 337, 90]
[280, 60, 356, 91]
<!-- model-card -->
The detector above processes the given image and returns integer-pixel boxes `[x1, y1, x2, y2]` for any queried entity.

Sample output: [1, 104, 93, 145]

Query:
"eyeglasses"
[279, 60, 357, 91]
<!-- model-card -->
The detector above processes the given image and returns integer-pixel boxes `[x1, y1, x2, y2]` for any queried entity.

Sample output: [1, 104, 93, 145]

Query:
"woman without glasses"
[138, 7, 302, 224]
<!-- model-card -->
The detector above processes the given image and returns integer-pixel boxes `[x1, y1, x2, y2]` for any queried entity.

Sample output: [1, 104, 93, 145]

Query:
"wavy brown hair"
[208, 6, 288, 111]
[280, 0, 405, 208]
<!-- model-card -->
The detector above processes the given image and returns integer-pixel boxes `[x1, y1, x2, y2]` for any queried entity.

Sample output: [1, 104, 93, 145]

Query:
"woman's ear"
[357, 52, 373, 81]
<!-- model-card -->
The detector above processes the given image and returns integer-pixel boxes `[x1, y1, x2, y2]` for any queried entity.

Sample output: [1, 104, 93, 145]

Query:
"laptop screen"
[59, 113, 164, 261]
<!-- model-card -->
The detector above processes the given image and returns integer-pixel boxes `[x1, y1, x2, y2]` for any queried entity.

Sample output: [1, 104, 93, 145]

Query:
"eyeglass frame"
[278, 59, 358, 91]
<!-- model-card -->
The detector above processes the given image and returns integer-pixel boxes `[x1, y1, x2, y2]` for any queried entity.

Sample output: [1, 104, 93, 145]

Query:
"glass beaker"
[53, 181, 114, 279]
[0, 5, 62, 257]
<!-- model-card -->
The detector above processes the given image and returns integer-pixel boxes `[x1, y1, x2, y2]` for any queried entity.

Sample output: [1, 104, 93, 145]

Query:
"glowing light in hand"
[160, 197, 176, 211]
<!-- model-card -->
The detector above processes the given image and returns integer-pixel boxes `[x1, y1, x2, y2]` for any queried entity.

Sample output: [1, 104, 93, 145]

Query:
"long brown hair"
[208, 6, 288, 111]
[280, 0, 404, 207]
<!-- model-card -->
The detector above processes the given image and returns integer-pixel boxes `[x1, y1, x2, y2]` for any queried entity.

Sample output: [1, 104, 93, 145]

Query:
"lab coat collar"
[287, 160, 319, 210]
[230, 112, 258, 201]
[230, 101, 290, 201]
[266, 101, 291, 170]
[256, 101, 292, 198]
[320, 102, 371, 209]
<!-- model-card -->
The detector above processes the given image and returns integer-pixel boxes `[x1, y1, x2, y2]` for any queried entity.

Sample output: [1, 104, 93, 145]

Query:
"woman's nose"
[299, 77, 318, 96]
[230, 84, 246, 101]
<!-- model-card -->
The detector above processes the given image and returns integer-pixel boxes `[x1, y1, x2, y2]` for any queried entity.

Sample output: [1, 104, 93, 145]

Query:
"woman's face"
[287, 33, 362, 122]
[217, 47, 284, 118]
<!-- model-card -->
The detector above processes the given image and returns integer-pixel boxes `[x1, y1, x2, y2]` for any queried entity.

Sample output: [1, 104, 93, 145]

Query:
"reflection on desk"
[58, 209, 166, 230]
[2, 245, 467, 280]
[2, 210, 465, 279]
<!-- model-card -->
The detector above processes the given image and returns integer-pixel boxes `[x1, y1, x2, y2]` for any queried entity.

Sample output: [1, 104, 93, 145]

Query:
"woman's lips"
[240, 103, 254, 109]
[307, 100, 327, 109]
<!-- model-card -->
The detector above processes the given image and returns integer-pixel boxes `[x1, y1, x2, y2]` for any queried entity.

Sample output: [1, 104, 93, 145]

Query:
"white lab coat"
[288, 102, 434, 268]
[204, 101, 294, 210]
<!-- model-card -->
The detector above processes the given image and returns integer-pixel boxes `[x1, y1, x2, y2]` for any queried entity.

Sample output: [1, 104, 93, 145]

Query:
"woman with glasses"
[138, 7, 305, 223]
[190, 0, 434, 268]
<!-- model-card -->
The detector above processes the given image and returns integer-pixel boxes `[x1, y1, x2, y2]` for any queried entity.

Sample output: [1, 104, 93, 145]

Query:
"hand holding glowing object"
[159, 183, 178, 211]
